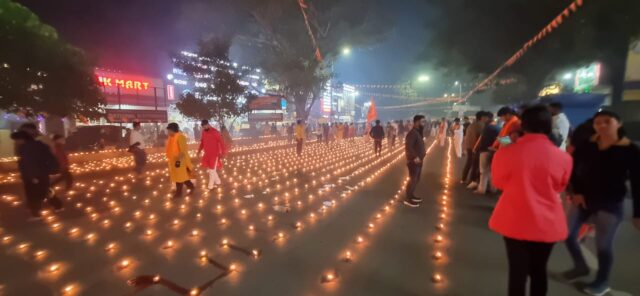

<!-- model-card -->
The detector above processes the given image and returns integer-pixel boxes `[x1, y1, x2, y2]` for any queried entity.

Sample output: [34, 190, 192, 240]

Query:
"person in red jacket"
[197, 120, 227, 190]
[489, 105, 573, 296]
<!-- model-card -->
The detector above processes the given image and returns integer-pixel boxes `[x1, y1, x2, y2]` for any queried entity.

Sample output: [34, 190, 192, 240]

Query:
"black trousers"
[24, 176, 63, 216]
[51, 169, 73, 190]
[405, 162, 422, 199]
[175, 180, 195, 196]
[461, 149, 474, 182]
[468, 151, 481, 183]
[504, 237, 555, 296]
[374, 139, 382, 155]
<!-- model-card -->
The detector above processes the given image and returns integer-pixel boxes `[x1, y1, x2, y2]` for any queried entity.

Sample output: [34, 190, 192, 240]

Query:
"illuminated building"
[169, 51, 267, 98]
[310, 80, 356, 123]
[94, 69, 169, 123]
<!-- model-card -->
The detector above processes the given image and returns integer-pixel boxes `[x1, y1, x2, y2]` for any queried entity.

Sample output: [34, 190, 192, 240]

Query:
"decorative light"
[432, 273, 443, 283]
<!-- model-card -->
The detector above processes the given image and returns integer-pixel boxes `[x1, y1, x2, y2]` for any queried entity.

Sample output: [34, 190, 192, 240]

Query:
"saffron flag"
[366, 98, 377, 123]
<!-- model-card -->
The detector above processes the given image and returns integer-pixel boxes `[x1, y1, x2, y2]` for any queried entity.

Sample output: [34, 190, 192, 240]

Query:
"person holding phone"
[165, 123, 195, 198]
[493, 106, 521, 150]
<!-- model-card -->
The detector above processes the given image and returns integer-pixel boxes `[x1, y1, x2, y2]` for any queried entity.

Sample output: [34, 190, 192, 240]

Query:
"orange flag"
[366, 98, 378, 123]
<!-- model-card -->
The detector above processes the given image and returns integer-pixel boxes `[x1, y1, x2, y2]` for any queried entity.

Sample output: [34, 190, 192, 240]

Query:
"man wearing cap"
[197, 120, 227, 189]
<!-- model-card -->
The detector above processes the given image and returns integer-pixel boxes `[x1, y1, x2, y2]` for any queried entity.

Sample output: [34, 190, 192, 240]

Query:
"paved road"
[0, 137, 638, 296]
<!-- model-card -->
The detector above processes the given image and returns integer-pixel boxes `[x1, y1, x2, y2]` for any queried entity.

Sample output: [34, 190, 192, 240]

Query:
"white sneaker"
[466, 182, 478, 189]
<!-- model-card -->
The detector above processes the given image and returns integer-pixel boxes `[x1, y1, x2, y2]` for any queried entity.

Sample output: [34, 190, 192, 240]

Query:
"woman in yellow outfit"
[165, 123, 195, 198]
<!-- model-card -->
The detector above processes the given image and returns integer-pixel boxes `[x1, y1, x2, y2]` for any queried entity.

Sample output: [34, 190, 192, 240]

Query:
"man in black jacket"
[404, 115, 427, 207]
[11, 131, 64, 220]
[369, 120, 385, 156]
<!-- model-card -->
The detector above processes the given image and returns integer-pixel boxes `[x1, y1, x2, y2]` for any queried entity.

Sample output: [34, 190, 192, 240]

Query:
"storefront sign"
[248, 113, 284, 122]
[105, 109, 168, 123]
[97, 76, 150, 90]
[624, 37, 640, 101]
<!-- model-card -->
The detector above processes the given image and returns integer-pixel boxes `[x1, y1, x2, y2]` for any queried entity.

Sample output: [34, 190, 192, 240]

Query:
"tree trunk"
[294, 94, 310, 120]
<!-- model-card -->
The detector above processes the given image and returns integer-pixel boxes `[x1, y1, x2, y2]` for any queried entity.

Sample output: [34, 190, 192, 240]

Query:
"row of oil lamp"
[319, 139, 438, 285]
[0, 137, 406, 295]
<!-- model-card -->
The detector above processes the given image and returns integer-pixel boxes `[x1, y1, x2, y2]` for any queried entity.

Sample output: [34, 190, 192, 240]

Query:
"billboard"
[249, 96, 285, 110]
[623, 37, 640, 101]
[95, 69, 166, 108]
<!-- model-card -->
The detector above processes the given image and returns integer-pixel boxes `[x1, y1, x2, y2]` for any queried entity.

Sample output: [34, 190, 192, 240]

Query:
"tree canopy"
[172, 36, 252, 125]
[204, 0, 393, 119]
[421, 0, 640, 104]
[0, 0, 105, 119]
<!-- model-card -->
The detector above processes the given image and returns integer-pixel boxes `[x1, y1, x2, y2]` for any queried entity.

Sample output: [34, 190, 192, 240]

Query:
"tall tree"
[420, 0, 640, 104]
[209, 0, 393, 120]
[0, 0, 105, 119]
[172, 36, 252, 125]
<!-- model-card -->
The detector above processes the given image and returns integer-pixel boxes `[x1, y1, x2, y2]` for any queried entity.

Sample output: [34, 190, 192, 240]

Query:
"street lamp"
[342, 47, 351, 56]
[167, 74, 174, 80]
[454, 81, 462, 99]
[417, 75, 430, 82]
[562, 72, 573, 80]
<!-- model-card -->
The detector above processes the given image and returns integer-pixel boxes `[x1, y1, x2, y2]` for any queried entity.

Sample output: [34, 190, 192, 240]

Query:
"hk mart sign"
[97, 75, 151, 90]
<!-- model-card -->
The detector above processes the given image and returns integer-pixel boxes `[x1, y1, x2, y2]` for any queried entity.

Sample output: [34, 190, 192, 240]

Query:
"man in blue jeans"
[404, 115, 427, 207]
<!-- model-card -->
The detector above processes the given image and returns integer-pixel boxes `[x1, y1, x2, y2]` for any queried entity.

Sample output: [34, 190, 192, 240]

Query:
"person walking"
[461, 112, 485, 184]
[403, 115, 427, 208]
[470, 112, 500, 194]
[294, 120, 305, 156]
[549, 102, 571, 151]
[563, 110, 640, 296]
[451, 118, 464, 158]
[198, 120, 227, 190]
[165, 123, 195, 198]
[323, 123, 330, 144]
[386, 121, 397, 148]
[129, 122, 147, 178]
[369, 120, 385, 156]
[51, 135, 73, 191]
[11, 131, 64, 220]
[437, 117, 448, 147]
[489, 105, 573, 296]
[349, 123, 355, 139]
[397, 120, 405, 140]
[336, 123, 345, 142]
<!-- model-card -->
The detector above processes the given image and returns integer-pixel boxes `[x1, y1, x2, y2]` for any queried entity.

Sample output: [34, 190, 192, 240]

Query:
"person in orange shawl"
[197, 120, 227, 190]
[165, 123, 195, 198]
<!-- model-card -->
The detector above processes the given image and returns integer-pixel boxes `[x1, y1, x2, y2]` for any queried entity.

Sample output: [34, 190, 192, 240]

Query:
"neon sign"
[97, 76, 150, 90]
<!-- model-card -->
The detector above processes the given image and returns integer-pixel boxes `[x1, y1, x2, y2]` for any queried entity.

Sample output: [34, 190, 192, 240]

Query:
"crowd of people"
[8, 103, 639, 295]
[451, 104, 639, 296]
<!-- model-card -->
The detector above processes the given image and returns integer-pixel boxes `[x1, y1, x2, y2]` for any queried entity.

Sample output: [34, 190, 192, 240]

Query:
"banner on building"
[249, 96, 285, 110]
[248, 113, 284, 122]
[105, 109, 168, 123]
[623, 37, 640, 101]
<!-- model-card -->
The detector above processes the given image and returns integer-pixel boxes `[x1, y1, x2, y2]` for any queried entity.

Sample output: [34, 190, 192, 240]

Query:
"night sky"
[16, 0, 429, 86]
